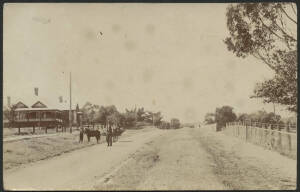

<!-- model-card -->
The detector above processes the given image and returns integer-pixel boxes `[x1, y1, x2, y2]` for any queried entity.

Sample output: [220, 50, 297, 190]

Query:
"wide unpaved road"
[4, 127, 164, 190]
[4, 126, 296, 190]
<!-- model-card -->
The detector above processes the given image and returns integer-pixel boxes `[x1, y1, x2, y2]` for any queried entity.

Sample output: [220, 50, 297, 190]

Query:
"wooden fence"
[223, 121, 297, 159]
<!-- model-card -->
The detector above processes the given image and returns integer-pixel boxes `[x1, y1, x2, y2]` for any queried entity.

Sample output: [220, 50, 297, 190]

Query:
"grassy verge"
[3, 126, 156, 171]
[3, 127, 66, 138]
[3, 131, 104, 171]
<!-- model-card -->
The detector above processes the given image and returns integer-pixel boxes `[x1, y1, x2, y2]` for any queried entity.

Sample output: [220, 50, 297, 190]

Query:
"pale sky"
[3, 3, 295, 123]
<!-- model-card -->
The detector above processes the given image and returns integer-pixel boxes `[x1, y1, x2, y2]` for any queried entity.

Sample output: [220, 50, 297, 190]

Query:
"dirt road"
[94, 126, 296, 190]
[4, 126, 296, 190]
[3, 127, 163, 190]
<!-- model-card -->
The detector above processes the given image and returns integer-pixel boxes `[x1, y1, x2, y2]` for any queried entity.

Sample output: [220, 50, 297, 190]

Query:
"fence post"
[277, 124, 282, 151]
[237, 122, 240, 137]
[254, 123, 257, 143]
[263, 123, 267, 146]
[286, 124, 292, 152]
[246, 121, 249, 141]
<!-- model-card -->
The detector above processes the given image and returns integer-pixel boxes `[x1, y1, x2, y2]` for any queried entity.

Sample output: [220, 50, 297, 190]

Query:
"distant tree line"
[204, 105, 296, 131]
[81, 102, 181, 129]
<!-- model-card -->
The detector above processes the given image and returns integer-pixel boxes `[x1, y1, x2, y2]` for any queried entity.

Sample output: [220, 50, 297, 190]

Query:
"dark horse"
[112, 128, 123, 142]
[84, 128, 101, 143]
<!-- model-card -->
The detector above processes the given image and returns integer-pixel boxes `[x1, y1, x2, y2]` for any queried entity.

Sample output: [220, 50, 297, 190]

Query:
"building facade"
[12, 100, 80, 128]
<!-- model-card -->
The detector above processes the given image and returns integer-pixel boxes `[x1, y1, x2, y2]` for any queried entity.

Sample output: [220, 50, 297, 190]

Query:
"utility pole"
[69, 72, 72, 133]
[152, 112, 154, 127]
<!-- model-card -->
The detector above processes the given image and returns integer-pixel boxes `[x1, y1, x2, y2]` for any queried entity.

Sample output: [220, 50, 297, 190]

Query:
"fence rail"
[227, 121, 297, 132]
[223, 121, 297, 159]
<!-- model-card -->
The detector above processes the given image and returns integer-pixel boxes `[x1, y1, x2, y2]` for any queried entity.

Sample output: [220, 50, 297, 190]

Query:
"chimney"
[7, 96, 11, 107]
[59, 96, 63, 103]
[34, 87, 39, 96]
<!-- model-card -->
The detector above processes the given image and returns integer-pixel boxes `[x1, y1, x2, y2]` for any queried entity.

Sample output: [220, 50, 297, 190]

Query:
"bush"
[215, 106, 237, 131]
[170, 118, 180, 129]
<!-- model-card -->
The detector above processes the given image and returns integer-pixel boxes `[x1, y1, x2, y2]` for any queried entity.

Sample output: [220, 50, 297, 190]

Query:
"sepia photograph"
[2, 2, 297, 190]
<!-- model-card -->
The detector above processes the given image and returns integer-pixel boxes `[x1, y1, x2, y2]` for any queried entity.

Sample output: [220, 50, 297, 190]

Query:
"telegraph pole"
[69, 72, 72, 133]
[152, 112, 154, 127]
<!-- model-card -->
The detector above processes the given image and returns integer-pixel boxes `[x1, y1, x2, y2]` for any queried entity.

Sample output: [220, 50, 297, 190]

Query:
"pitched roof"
[32, 101, 47, 108]
[13, 96, 76, 111]
[15, 101, 28, 108]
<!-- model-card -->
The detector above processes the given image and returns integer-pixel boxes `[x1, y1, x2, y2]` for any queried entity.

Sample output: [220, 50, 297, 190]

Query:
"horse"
[84, 128, 101, 143]
[112, 129, 117, 142]
[112, 128, 123, 142]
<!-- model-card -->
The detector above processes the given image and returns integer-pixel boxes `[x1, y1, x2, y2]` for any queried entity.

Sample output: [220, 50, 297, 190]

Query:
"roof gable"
[31, 101, 47, 108]
[15, 101, 28, 109]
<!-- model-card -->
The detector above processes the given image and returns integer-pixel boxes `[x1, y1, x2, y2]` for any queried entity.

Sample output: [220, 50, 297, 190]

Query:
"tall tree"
[96, 106, 108, 126]
[224, 3, 297, 112]
[107, 111, 122, 126]
[123, 108, 137, 128]
[170, 118, 181, 129]
[153, 112, 163, 126]
[95, 105, 118, 126]
[81, 102, 100, 124]
[136, 107, 146, 122]
[215, 106, 237, 130]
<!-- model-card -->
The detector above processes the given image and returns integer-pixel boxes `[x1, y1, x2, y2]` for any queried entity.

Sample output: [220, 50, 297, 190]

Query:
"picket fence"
[223, 121, 297, 159]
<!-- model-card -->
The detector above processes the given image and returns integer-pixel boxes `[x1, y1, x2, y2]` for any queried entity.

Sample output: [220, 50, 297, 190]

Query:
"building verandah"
[14, 108, 63, 128]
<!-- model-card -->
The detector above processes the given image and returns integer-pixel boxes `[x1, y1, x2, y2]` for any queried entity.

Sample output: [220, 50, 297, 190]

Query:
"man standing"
[107, 124, 113, 147]
[79, 127, 84, 143]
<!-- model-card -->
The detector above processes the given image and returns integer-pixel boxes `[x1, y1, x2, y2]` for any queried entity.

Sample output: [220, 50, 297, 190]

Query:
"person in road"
[79, 127, 84, 143]
[107, 124, 113, 147]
